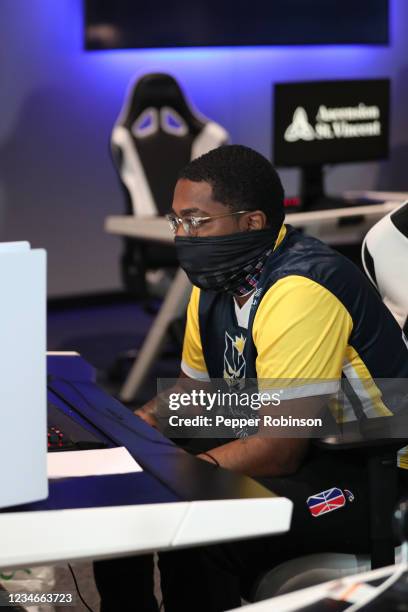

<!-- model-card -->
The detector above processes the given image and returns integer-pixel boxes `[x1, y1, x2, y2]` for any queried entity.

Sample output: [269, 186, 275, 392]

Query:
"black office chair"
[111, 72, 229, 299]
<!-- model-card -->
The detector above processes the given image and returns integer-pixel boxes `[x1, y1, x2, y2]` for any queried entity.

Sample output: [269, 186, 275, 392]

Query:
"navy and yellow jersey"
[181, 224, 408, 429]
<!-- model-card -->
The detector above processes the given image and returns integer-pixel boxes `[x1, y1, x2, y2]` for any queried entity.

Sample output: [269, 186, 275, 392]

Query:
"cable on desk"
[200, 451, 220, 467]
[68, 563, 95, 612]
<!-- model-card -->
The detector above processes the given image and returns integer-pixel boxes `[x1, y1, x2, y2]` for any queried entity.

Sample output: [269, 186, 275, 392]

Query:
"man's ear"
[240, 210, 267, 231]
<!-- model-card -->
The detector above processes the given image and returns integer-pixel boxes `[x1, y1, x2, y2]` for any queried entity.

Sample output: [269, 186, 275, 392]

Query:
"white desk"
[0, 497, 292, 570]
[105, 200, 402, 402]
[105, 201, 399, 243]
[0, 356, 293, 571]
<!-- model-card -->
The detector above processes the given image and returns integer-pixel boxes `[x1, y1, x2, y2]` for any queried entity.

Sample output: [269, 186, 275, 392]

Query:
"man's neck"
[234, 292, 254, 308]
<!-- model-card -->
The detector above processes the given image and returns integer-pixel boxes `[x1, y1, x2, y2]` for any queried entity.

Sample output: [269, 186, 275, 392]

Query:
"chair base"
[252, 553, 371, 602]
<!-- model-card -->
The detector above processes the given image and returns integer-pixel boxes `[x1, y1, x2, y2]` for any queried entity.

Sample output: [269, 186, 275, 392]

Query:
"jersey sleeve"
[252, 275, 353, 398]
[181, 286, 210, 380]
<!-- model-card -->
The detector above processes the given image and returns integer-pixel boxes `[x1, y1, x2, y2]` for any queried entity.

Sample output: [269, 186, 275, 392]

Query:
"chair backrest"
[111, 73, 229, 217]
[362, 201, 408, 335]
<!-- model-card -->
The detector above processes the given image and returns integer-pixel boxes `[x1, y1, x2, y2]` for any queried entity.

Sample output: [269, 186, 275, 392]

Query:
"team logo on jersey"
[306, 487, 346, 517]
[224, 332, 246, 386]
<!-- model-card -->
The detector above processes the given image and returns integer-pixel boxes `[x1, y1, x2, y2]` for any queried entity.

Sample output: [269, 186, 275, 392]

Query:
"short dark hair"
[178, 145, 284, 226]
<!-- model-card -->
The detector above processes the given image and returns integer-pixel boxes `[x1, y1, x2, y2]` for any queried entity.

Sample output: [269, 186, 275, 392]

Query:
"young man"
[95, 145, 408, 611]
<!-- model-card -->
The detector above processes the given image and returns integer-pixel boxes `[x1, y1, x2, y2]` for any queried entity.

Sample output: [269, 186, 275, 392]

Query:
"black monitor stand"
[299, 165, 354, 212]
[297, 165, 385, 270]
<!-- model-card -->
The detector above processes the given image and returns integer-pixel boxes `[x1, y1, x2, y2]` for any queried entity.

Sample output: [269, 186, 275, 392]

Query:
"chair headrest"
[119, 73, 205, 135]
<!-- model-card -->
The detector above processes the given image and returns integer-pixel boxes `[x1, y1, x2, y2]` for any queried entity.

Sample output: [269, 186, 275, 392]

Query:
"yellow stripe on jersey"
[398, 446, 408, 469]
[252, 275, 353, 382]
[328, 397, 352, 424]
[181, 285, 207, 376]
[343, 345, 393, 417]
[274, 224, 287, 249]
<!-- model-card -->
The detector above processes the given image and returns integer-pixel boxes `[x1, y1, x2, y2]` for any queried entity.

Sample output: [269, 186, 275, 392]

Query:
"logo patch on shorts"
[306, 487, 346, 517]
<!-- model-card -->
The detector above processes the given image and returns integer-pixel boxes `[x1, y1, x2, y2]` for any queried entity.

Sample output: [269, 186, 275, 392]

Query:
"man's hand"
[134, 404, 159, 429]
[133, 370, 199, 431]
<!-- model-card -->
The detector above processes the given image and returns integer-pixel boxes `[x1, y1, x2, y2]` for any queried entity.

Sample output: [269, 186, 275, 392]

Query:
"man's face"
[171, 179, 266, 237]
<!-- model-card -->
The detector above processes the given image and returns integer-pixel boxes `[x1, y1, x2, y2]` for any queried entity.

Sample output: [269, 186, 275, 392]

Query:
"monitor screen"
[273, 79, 390, 168]
[84, 0, 389, 50]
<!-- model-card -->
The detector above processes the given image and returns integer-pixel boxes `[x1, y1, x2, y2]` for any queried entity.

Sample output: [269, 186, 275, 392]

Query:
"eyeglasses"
[166, 210, 249, 235]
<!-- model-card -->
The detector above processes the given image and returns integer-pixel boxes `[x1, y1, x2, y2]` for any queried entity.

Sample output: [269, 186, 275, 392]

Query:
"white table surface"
[105, 201, 401, 246]
[0, 497, 292, 570]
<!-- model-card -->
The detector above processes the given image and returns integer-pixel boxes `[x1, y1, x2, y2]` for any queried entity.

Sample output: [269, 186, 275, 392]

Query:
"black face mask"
[175, 226, 281, 293]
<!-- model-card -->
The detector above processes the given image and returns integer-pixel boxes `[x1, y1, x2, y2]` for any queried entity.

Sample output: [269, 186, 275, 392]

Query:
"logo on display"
[284, 103, 381, 143]
[284, 107, 315, 142]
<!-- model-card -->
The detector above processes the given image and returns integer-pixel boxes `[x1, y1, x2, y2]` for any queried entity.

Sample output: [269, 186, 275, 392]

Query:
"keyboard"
[47, 401, 108, 452]
[47, 424, 76, 451]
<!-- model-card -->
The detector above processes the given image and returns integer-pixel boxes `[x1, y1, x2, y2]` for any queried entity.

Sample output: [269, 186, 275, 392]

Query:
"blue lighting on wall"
[16, 0, 398, 155]
[37, 0, 395, 85]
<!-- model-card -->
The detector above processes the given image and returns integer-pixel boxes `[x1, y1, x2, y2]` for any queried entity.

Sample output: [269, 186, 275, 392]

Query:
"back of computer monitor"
[0, 245, 48, 508]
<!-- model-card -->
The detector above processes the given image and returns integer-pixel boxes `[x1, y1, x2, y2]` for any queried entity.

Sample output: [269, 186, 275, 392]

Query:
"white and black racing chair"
[111, 72, 229, 299]
[362, 200, 408, 336]
[110, 73, 229, 400]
